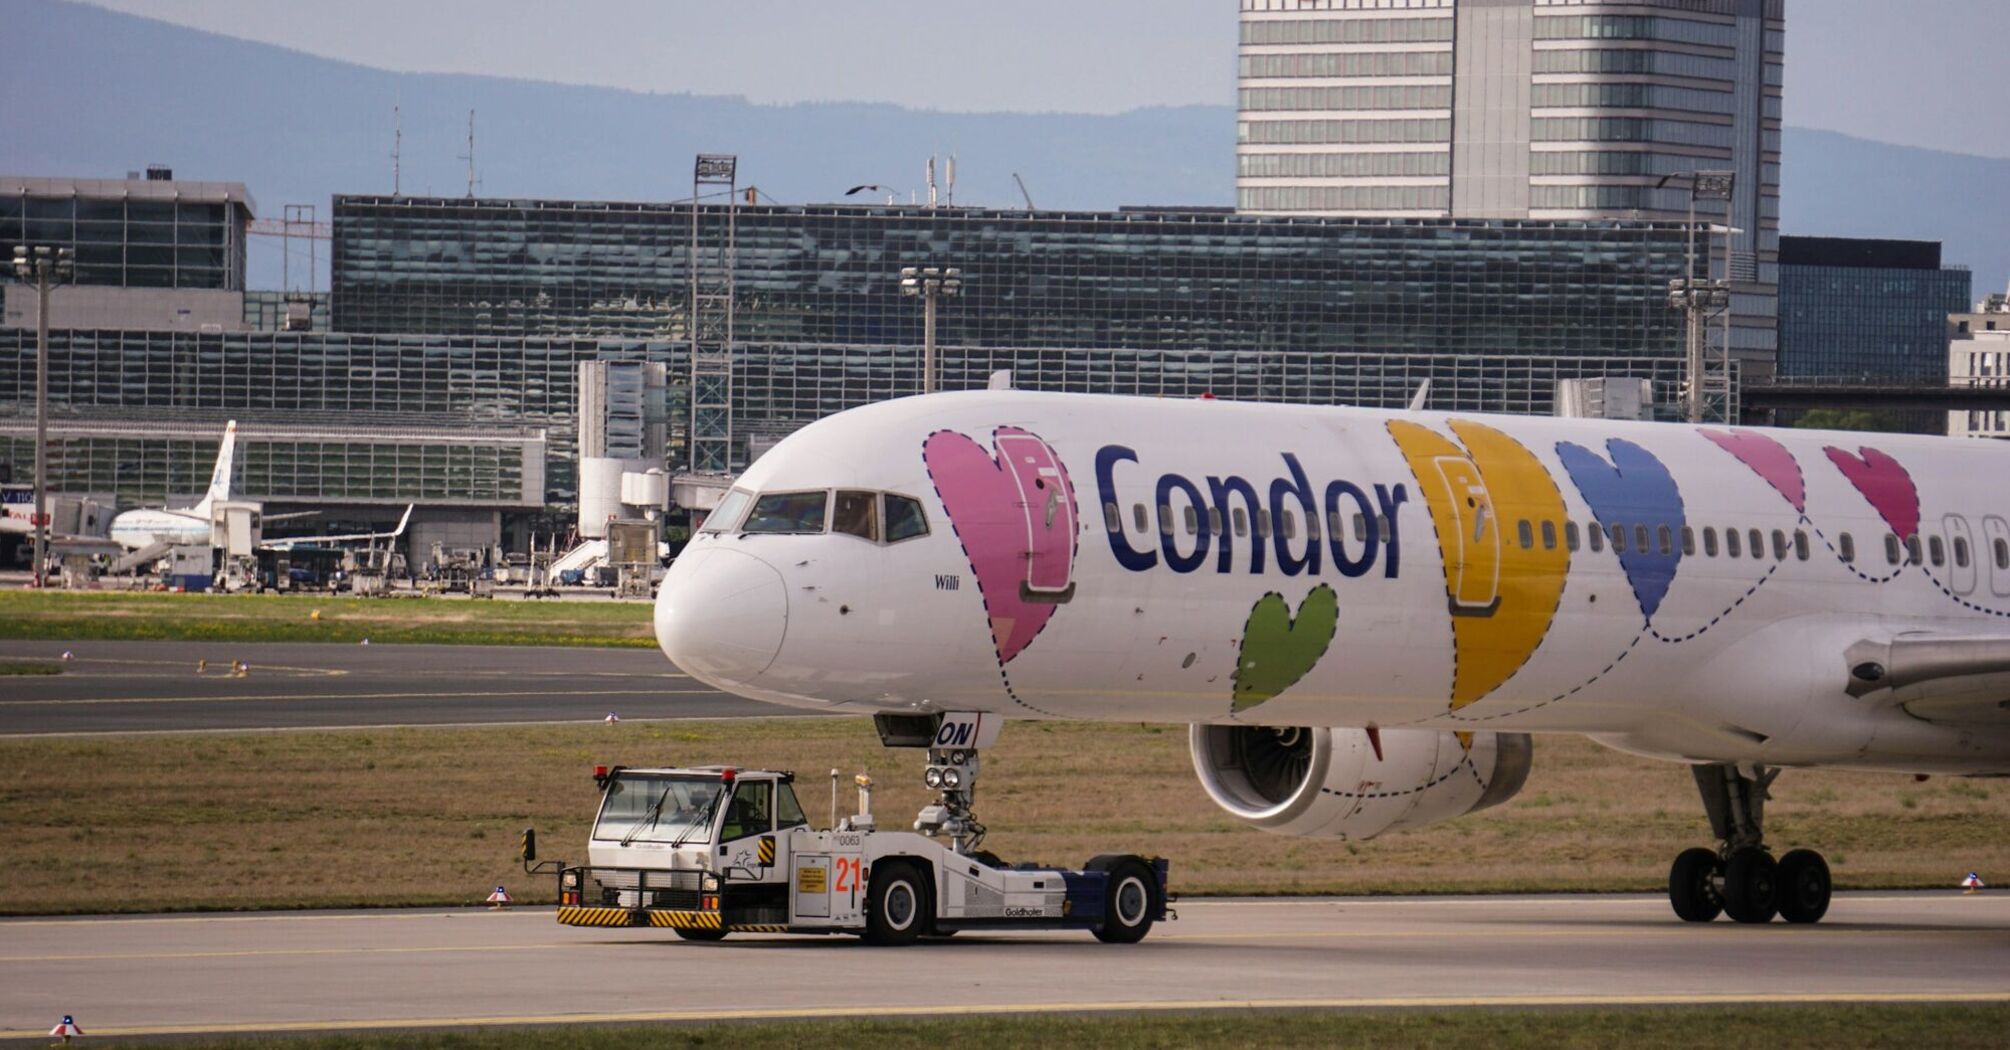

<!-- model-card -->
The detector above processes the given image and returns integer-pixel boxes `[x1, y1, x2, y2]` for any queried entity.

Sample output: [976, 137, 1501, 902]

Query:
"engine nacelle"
[1189, 724, 1532, 840]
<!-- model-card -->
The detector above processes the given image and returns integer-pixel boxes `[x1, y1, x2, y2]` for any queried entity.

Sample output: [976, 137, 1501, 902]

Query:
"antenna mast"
[459, 109, 478, 198]
[392, 102, 403, 196]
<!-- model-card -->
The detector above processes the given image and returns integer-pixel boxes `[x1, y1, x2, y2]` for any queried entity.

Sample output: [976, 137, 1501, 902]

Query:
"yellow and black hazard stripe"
[556, 906, 635, 928]
[756, 836, 775, 866]
[728, 923, 791, 934]
[644, 909, 725, 931]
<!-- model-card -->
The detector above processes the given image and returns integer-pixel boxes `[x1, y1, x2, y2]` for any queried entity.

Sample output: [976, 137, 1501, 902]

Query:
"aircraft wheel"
[1721, 848, 1779, 924]
[1668, 847, 1723, 922]
[1776, 849, 1832, 924]
[864, 861, 928, 946]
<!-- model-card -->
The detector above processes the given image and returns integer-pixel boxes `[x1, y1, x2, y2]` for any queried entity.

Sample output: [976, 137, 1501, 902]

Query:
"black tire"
[1776, 848, 1832, 924]
[1668, 847, 1723, 923]
[1721, 847, 1779, 924]
[1089, 855, 1161, 944]
[864, 861, 929, 946]
[673, 926, 727, 942]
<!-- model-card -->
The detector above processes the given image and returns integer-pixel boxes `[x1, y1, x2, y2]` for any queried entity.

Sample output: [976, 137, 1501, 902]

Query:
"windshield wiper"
[666, 790, 726, 850]
[621, 783, 674, 847]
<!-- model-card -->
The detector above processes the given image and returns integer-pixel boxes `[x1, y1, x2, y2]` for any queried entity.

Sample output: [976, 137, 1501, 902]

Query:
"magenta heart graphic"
[923, 427, 1078, 664]
[1702, 429, 1805, 512]
[1824, 445, 1920, 540]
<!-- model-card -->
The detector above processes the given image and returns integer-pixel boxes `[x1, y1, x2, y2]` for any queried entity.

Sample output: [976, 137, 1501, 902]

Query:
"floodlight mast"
[899, 267, 962, 395]
[13, 245, 73, 588]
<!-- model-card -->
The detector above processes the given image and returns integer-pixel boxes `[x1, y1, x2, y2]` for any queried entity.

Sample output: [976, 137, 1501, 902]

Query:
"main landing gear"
[1667, 763, 1832, 924]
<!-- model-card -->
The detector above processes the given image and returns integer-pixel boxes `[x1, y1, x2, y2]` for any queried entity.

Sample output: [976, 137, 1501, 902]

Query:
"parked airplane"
[106, 420, 242, 550]
[261, 504, 414, 551]
[656, 391, 2010, 926]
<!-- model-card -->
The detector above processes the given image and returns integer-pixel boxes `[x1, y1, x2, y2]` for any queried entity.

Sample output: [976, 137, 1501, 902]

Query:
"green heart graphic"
[1232, 584, 1339, 713]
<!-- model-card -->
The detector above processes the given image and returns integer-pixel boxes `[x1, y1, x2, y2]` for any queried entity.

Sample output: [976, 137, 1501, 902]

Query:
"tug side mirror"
[520, 827, 537, 863]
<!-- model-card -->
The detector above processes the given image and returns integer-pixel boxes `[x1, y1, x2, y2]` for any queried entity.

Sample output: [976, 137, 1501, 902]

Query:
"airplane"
[261, 504, 414, 551]
[654, 390, 2010, 927]
[107, 420, 243, 550]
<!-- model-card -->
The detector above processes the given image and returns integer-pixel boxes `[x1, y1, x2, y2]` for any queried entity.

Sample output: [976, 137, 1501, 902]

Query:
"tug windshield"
[592, 775, 727, 845]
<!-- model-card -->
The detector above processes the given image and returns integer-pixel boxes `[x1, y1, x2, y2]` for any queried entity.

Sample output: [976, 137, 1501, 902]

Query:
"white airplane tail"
[191, 421, 238, 517]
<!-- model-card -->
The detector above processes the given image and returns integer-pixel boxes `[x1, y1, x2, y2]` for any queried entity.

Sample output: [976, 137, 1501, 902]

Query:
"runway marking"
[3, 992, 2006, 1039]
[0, 687, 723, 707]
[0, 713, 822, 740]
[36, 657, 348, 677]
[0, 941, 605, 963]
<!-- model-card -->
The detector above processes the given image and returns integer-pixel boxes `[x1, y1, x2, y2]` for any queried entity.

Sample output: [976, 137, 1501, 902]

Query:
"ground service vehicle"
[527, 715, 1169, 945]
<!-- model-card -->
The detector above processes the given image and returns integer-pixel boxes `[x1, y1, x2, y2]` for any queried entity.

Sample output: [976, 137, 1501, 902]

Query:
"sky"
[78, 0, 2010, 159]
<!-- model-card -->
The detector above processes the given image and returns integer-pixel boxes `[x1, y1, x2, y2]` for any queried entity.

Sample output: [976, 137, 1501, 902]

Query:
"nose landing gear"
[1668, 763, 1832, 924]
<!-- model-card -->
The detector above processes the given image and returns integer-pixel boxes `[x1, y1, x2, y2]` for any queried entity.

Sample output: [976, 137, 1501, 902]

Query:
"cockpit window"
[700, 488, 754, 533]
[743, 491, 828, 533]
[833, 490, 879, 541]
[884, 494, 929, 543]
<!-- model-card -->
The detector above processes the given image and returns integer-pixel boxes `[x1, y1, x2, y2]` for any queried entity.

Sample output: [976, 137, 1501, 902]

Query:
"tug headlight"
[924, 767, 944, 790]
[942, 768, 963, 790]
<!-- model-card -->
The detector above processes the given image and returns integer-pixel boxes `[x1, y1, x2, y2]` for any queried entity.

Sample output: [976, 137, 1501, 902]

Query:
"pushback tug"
[524, 713, 1170, 945]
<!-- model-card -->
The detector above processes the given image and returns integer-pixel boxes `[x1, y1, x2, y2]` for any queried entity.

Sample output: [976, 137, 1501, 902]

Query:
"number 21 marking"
[832, 856, 862, 894]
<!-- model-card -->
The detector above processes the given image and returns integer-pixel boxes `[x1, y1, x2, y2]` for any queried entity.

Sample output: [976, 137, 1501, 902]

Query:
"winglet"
[1408, 380, 1432, 413]
[391, 504, 414, 537]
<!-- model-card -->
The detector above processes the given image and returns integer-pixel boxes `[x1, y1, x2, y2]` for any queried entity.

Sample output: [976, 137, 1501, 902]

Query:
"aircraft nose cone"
[654, 546, 788, 687]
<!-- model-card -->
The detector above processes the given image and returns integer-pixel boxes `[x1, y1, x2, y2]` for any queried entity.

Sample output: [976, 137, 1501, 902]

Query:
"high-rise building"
[1777, 236, 1971, 381]
[1949, 285, 2010, 439]
[1237, 0, 1783, 373]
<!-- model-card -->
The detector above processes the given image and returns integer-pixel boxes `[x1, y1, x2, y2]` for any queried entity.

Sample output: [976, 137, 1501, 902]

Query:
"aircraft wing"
[264, 505, 413, 550]
[1845, 631, 2010, 727]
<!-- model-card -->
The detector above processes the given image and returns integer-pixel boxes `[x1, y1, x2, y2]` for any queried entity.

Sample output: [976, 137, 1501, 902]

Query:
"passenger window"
[1955, 536, 1970, 568]
[1838, 532, 1855, 563]
[833, 490, 879, 541]
[1636, 525, 1651, 553]
[1725, 527, 1741, 558]
[1256, 509, 1271, 536]
[1771, 530, 1787, 560]
[1326, 510, 1342, 539]
[1234, 507, 1249, 537]
[1209, 508, 1224, 536]
[1793, 530, 1809, 561]
[1564, 521, 1581, 551]
[1541, 520, 1558, 551]
[1103, 502, 1122, 535]
[884, 494, 930, 542]
[1282, 510, 1297, 540]
[1703, 527, 1719, 557]
[1929, 536, 1946, 567]
[1517, 520, 1534, 550]
[1133, 504, 1148, 533]
[1305, 510, 1319, 542]
[1609, 523, 1627, 553]
[1885, 534, 1902, 565]
[1588, 521, 1605, 553]
[1748, 529, 1764, 560]
[1995, 537, 2009, 570]
[1906, 536, 1923, 565]
[1657, 525, 1673, 556]
[1159, 505, 1174, 536]
[1353, 513, 1367, 542]
[743, 491, 829, 534]
[1183, 505, 1199, 536]
[1680, 527, 1695, 556]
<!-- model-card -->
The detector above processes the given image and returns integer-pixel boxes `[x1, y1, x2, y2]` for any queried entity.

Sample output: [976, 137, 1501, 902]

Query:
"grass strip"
[63, 1003, 2010, 1049]
[0, 591, 655, 648]
[1, 720, 2003, 914]
[0, 660, 61, 675]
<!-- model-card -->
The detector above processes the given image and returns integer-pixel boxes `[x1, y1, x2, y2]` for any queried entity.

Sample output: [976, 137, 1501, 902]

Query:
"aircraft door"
[1945, 514, 1979, 596]
[1984, 516, 2010, 598]
[1433, 455, 1502, 616]
[997, 430, 1077, 602]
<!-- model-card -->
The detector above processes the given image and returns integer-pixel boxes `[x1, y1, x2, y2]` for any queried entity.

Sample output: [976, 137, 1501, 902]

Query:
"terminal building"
[6, 176, 1700, 550]
[1777, 236, 1971, 381]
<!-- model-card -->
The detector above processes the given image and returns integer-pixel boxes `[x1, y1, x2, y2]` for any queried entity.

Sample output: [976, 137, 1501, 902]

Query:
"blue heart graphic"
[1556, 438, 1685, 620]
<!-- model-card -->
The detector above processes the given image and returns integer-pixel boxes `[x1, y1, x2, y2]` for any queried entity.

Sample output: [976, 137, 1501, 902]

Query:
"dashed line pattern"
[1315, 748, 1490, 801]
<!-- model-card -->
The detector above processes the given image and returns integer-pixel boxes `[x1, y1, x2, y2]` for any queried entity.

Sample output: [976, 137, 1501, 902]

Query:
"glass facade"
[1777, 237, 1972, 382]
[0, 179, 250, 291]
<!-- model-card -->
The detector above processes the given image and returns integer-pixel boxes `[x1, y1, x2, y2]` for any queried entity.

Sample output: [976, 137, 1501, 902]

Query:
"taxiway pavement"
[1, 894, 2006, 1039]
[0, 640, 782, 734]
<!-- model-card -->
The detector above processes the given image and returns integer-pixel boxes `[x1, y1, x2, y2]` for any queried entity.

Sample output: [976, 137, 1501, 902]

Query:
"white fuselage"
[655, 392, 2010, 776]
[108, 508, 210, 550]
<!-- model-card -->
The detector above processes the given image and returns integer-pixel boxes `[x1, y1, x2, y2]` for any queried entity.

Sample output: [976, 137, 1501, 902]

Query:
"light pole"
[12, 245, 73, 588]
[900, 266, 962, 394]
[1656, 171, 1735, 423]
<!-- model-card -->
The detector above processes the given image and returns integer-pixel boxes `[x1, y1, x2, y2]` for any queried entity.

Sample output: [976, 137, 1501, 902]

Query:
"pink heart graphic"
[1702, 429, 1805, 512]
[1824, 445, 1920, 540]
[923, 427, 1078, 664]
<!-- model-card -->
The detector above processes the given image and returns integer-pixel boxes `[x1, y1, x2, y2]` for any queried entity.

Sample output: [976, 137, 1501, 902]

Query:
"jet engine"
[1189, 724, 1532, 839]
